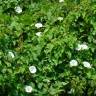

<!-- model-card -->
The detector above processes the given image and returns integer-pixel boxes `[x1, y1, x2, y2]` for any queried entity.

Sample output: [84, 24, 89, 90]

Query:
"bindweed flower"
[36, 32, 42, 37]
[35, 23, 43, 28]
[59, 0, 64, 2]
[69, 60, 78, 67]
[81, 44, 88, 50]
[83, 61, 91, 68]
[29, 66, 37, 73]
[76, 43, 88, 51]
[8, 51, 15, 58]
[57, 17, 63, 21]
[15, 6, 22, 14]
[25, 85, 33, 93]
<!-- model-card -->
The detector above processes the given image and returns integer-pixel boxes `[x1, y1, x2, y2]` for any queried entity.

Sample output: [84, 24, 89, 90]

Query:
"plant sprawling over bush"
[0, 0, 96, 95]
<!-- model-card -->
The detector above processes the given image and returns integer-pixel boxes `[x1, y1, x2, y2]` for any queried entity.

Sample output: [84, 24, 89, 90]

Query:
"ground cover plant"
[0, 0, 96, 95]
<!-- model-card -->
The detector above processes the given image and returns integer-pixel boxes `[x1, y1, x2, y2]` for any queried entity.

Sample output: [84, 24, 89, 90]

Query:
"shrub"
[0, 0, 96, 95]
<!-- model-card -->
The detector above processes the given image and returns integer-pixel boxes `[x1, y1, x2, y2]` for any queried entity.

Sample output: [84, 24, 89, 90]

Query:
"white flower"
[29, 66, 37, 73]
[69, 60, 78, 67]
[36, 32, 42, 37]
[59, 0, 64, 3]
[15, 6, 22, 14]
[76, 43, 88, 51]
[8, 51, 15, 58]
[57, 17, 63, 21]
[83, 61, 91, 68]
[35, 23, 43, 28]
[81, 44, 88, 50]
[25, 85, 33, 93]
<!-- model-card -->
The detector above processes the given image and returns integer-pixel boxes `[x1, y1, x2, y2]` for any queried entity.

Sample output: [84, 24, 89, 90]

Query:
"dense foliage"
[0, 0, 96, 95]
